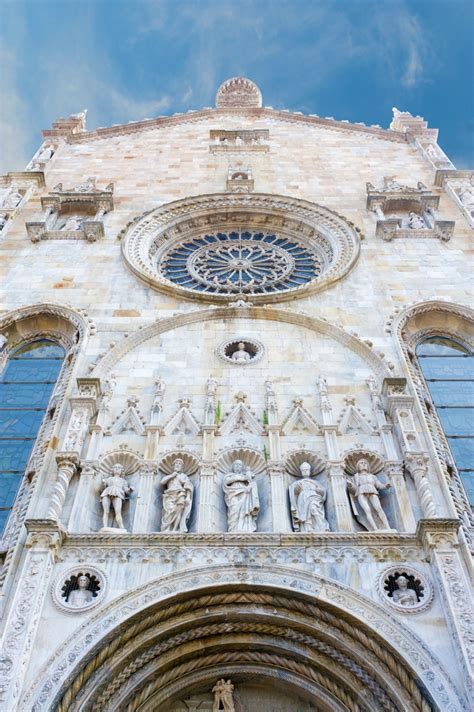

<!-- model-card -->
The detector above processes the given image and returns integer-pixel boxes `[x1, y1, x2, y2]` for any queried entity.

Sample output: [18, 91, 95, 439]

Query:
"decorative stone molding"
[216, 446, 266, 475]
[215, 77, 262, 108]
[0, 172, 44, 235]
[41, 110, 87, 140]
[284, 449, 326, 477]
[46, 452, 80, 521]
[26, 179, 113, 243]
[405, 453, 437, 518]
[226, 166, 254, 192]
[377, 565, 433, 614]
[98, 448, 142, 476]
[52, 565, 106, 613]
[435, 169, 474, 228]
[343, 448, 385, 474]
[216, 336, 265, 365]
[210, 129, 269, 152]
[158, 450, 200, 476]
[120, 193, 361, 304]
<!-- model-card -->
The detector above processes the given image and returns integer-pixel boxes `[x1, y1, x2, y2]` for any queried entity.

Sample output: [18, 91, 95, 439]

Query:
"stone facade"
[0, 77, 472, 711]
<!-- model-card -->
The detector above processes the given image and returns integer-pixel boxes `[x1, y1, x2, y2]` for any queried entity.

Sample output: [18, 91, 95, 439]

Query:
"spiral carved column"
[405, 453, 437, 518]
[46, 452, 80, 521]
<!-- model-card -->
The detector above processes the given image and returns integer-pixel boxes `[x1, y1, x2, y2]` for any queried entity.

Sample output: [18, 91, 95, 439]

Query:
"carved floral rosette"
[377, 565, 433, 614]
[52, 565, 107, 613]
[216, 337, 265, 365]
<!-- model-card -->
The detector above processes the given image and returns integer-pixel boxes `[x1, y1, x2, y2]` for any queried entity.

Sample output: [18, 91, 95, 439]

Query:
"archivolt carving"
[0, 303, 90, 588]
[392, 300, 474, 531]
[90, 306, 391, 381]
[121, 193, 361, 304]
[22, 566, 465, 712]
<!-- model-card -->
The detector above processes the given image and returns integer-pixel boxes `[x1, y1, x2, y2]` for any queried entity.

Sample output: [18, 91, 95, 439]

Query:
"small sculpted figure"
[68, 574, 93, 607]
[289, 462, 329, 533]
[231, 342, 251, 362]
[458, 184, 474, 210]
[212, 678, 235, 712]
[347, 458, 391, 531]
[2, 186, 22, 209]
[62, 215, 83, 231]
[100, 463, 133, 530]
[160, 458, 193, 532]
[223, 459, 259, 532]
[392, 575, 418, 607]
[408, 211, 426, 229]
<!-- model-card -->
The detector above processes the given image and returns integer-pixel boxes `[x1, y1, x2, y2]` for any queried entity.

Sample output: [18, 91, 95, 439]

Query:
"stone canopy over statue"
[289, 462, 329, 532]
[160, 457, 194, 532]
[223, 459, 259, 532]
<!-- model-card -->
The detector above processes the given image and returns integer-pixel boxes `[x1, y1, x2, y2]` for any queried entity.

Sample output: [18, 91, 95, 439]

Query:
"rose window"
[160, 232, 322, 295]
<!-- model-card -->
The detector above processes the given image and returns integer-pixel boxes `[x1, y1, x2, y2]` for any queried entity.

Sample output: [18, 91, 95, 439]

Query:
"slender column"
[267, 462, 291, 532]
[132, 463, 158, 533]
[85, 373, 116, 460]
[327, 462, 354, 532]
[197, 464, 218, 532]
[144, 376, 165, 459]
[406, 453, 437, 518]
[0, 521, 63, 711]
[265, 380, 282, 461]
[144, 426, 161, 460]
[46, 452, 79, 520]
[385, 462, 416, 531]
[68, 463, 96, 532]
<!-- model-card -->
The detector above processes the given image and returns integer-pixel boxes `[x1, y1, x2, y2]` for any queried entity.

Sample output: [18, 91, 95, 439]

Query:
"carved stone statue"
[160, 458, 194, 532]
[392, 575, 418, 607]
[289, 462, 329, 532]
[212, 678, 235, 712]
[458, 183, 474, 209]
[61, 215, 83, 231]
[68, 574, 93, 607]
[383, 177, 403, 192]
[347, 458, 391, 531]
[231, 342, 251, 362]
[223, 459, 259, 532]
[100, 463, 133, 530]
[2, 186, 22, 209]
[408, 211, 426, 229]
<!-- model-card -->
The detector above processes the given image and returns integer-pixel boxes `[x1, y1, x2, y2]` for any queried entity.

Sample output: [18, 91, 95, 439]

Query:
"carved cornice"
[416, 518, 461, 553]
[0, 171, 45, 188]
[24, 519, 65, 553]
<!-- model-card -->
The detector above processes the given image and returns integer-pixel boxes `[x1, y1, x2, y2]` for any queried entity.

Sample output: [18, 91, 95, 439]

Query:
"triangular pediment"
[282, 403, 319, 435]
[164, 406, 201, 436]
[338, 405, 374, 435]
[111, 401, 146, 436]
[219, 403, 264, 436]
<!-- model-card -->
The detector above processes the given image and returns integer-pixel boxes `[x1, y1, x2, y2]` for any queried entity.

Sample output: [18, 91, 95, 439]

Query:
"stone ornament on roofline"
[215, 76, 262, 109]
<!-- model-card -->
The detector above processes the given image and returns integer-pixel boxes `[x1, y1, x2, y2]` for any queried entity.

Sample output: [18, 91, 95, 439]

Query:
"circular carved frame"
[216, 336, 265, 365]
[121, 193, 361, 304]
[377, 565, 434, 615]
[52, 565, 107, 614]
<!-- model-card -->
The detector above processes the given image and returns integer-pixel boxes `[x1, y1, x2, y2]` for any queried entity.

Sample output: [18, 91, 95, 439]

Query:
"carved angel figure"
[223, 459, 259, 532]
[160, 458, 193, 532]
[392, 575, 418, 606]
[100, 463, 133, 530]
[212, 678, 235, 712]
[347, 458, 391, 531]
[289, 462, 329, 533]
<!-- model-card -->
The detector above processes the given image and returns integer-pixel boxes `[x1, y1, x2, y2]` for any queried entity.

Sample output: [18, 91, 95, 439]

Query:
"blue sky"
[1, 0, 473, 172]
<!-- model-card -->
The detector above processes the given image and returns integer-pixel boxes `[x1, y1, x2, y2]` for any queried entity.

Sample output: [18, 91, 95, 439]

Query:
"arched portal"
[24, 568, 463, 712]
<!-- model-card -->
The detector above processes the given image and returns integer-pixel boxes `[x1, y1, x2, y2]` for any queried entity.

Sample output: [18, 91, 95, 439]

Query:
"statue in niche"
[392, 575, 418, 607]
[100, 463, 133, 530]
[2, 185, 22, 209]
[347, 458, 391, 531]
[61, 215, 83, 231]
[223, 459, 259, 532]
[160, 458, 194, 533]
[212, 678, 235, 712]
[68, 574, 93, 607]
[289, 462, 329, 533]
[458, 183, 474, 210]
[231, 342, 251, 362]
[408, 211, 426, 229]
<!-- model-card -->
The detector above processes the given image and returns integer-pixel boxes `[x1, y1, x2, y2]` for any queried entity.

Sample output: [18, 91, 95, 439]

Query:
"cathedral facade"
[0, 77, 472, 711]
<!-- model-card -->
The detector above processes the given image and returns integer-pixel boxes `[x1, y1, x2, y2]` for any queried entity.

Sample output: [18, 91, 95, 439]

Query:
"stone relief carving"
[160, 458, 194, 533]
[100, 463, 133, 532]
[226, 166, 254, 193]
[407, 211, 427, 229]
[289, 462, 329, 533]
[1, 184, 23, 209]
[377, 566, 434, 614]
[217, 337, 264, 365]
[223, 460, 260, 532]
[215, 76, 262, 108]
[212, 678, 235, 711]
[52, 566, 106, 613]
[346, 457, 392, 532]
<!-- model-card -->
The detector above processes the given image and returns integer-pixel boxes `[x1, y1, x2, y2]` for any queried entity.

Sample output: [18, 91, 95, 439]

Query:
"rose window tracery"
[161, 231, 322, 295]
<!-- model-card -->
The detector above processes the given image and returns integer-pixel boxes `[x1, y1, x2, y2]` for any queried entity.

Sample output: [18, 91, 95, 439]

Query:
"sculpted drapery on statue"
[223, 459, 259, 532]
[347, 458, 391, 531]
[68, 575, 93, 608]
[392, 575, 418, 606]
[212, 678, 235, 711]
[289, 462, 329, 532]
[160, 458, 193, 532]
[100, 463, 133, 531]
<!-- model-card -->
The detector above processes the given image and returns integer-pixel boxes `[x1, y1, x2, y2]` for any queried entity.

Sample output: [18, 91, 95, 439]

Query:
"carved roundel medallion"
[121, 194, 361, 304]
[217, 337, 264, 365]
[52, 566, 107, 613]
[377, 566, 433, 614]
